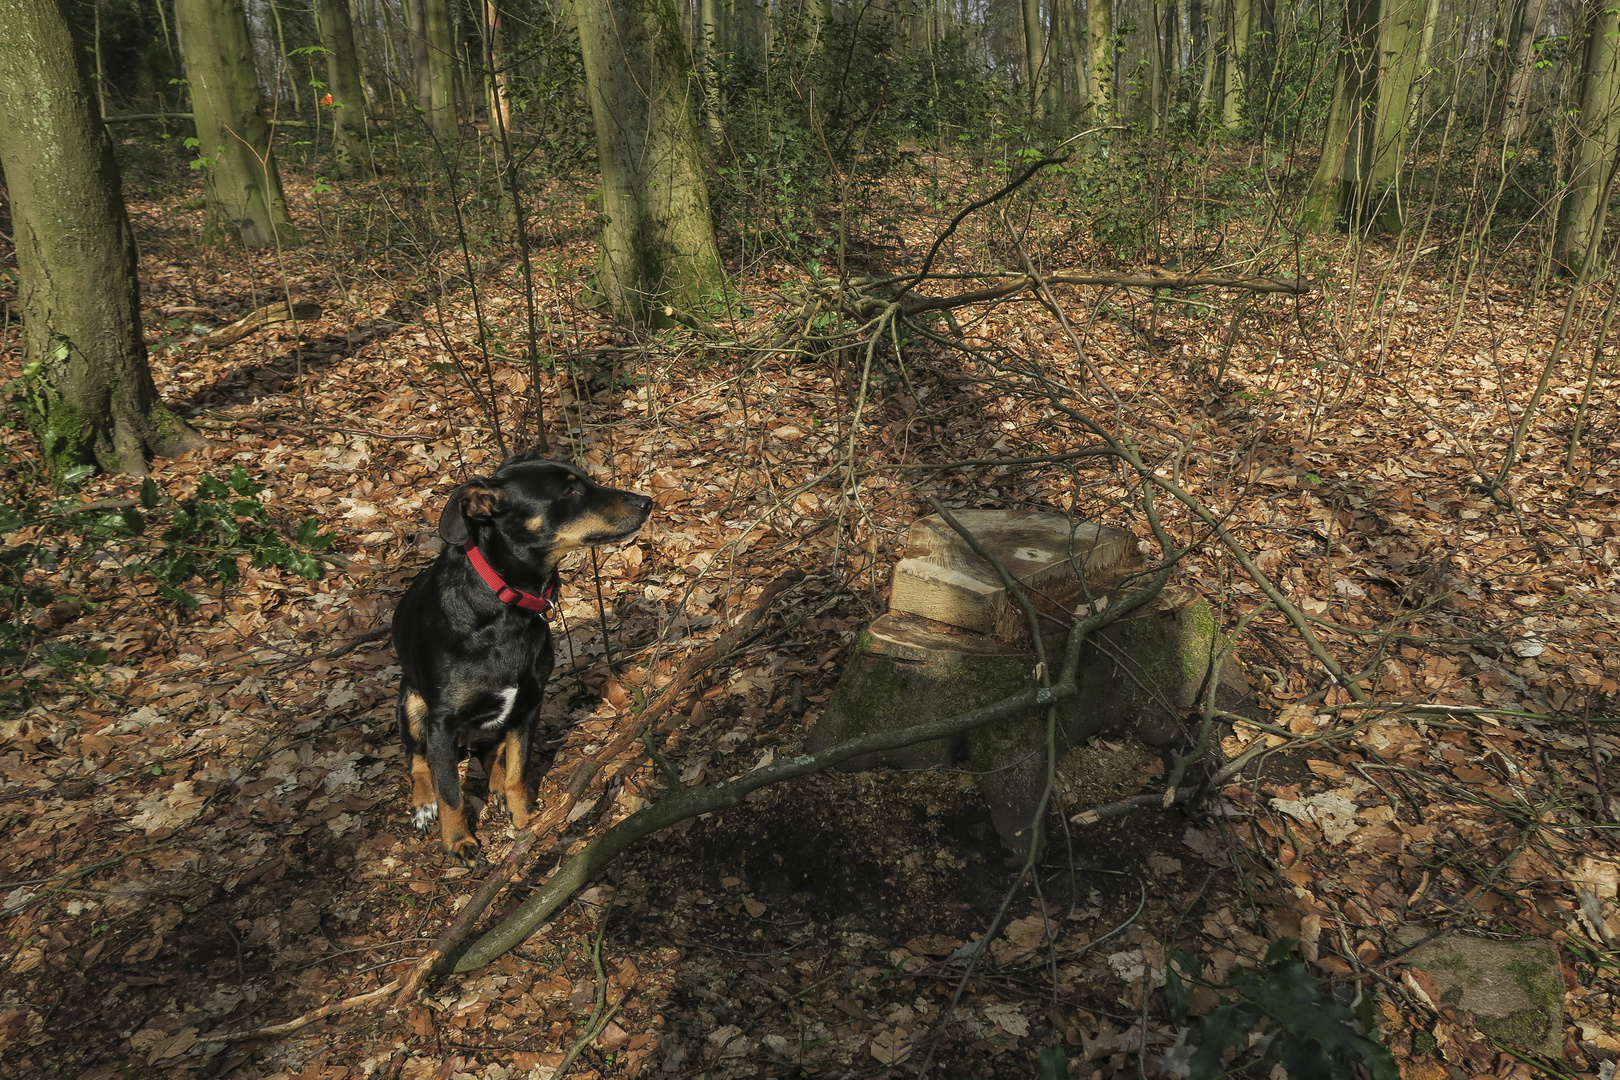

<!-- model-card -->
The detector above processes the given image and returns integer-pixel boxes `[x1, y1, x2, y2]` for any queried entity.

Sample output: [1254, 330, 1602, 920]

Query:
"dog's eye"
[562, 483, 582, 498]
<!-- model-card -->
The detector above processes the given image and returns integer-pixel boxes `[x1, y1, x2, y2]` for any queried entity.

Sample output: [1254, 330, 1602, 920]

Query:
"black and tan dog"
[392, 452, 652, 865]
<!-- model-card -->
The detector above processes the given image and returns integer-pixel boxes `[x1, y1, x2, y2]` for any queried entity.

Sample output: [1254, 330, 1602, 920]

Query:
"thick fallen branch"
[445, 561, 1175, 975]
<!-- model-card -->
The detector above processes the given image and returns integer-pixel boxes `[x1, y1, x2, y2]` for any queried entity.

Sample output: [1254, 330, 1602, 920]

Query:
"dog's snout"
[627, 492, 653, 513]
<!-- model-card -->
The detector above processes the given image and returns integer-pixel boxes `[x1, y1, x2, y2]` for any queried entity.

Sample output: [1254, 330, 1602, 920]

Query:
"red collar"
[463, 544, 558, 614]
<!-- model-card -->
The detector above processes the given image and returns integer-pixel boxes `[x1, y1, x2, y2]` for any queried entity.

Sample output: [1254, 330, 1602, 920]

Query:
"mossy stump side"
[808, 587, 1249, 856]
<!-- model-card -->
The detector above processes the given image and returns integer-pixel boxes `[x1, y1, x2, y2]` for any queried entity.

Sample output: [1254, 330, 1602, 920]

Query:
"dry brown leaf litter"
[0, 159, 1616, 1080]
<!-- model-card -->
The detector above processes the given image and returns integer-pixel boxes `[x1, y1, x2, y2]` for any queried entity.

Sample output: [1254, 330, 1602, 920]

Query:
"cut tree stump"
[808, 511, 1251, 856]
[889, 510, 1139, 644]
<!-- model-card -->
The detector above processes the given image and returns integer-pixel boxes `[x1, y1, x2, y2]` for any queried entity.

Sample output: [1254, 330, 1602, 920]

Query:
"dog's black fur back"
[392, 451, 652, 864]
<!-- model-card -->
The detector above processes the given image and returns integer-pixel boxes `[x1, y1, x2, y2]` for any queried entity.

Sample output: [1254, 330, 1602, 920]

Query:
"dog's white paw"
[411, 803, 439, 830]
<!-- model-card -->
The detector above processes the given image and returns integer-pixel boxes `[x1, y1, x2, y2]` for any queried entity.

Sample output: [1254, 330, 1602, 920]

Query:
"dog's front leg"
[426, 723, 483, 866]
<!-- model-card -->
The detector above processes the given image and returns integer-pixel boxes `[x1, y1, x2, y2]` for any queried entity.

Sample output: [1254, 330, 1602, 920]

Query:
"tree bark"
[0, 0, 206, 476]
[406, 0, 432, 111]
[1222, 0, 1250, 127]
[1360, 0, 1432, 230]
[1499, 0, 1549, 143]
[421, 0, 458, 139]
[173, 0, 301, 247]
[1555, 0, 1620, 271]
[573, 0, 728, 326]
[697, 0, 724, 144]
[317, 0, 370, 177]
[1023, 0, 1046, 115]
[1086, 0, 1113, 119]
[1298, 0, 1382, 231]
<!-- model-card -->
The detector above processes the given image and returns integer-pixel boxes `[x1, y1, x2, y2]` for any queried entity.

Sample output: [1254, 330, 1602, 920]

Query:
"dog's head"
[437, 455, 652, 567]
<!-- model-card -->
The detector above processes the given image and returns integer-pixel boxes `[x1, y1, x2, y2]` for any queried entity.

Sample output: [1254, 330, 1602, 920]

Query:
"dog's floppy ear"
[437, 480, 506, 544]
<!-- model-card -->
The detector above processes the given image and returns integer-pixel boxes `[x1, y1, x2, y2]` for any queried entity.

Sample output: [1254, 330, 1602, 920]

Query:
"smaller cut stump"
[808, 510, 1248, 854]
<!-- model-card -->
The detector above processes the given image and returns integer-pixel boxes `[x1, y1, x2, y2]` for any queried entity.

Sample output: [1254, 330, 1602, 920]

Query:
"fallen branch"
[446, 561, 1174, 975]
[217, 978, 401, 1041]
[529, 570, 808, 838]
[892, 271, 1308, 318]
[205, 301, 324, 350]
[393, 832, 534, 1004]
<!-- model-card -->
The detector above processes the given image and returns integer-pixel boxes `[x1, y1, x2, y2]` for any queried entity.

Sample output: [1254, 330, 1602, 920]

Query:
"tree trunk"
[1354, 0, 1432, 231]
[420, 0, 457, 138]
[1499, 0, 1549, 142]
[1086, 0, 1112, 119]
[482, 0, 510, 134]
[318, 0, 370, 176]
[1022, 0, 1046, 115]
[697, 0, 723, 144]
[1067, 0, 1089, 109]
[406, 0, 432, 111]
[1299, 0, 1381, 231]
[1198, 0, 1219, 120]
[172, 0, 300, 247]
[1555, 0, 1620, 271]
[1222, 0, 1250, 127]
[0, 0, 206, 476]
[1147, 0, 1162, 127]
[574, 0, 728, 326]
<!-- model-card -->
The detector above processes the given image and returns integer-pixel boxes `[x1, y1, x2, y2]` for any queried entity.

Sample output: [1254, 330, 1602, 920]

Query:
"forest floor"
[2, 148, 1620, 1080]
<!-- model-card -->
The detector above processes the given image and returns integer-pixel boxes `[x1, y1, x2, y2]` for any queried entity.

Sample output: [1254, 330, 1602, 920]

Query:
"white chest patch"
[482, 687, 519, 730]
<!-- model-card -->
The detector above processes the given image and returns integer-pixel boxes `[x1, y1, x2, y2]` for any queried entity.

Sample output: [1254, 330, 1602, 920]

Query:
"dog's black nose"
[629, 493, 653, 512]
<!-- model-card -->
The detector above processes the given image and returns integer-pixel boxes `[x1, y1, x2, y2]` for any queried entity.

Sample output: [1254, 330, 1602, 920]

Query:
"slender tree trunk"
[173, 0, 301, 246]
[405, 0, 431, 111]
[1555, 0, 1620, 270]
[1087, 0, 1113, 118]
[1198, 0, 1219, 120]
[266, 0, 300, 112]
[573, 0, 728, 325]
[0, 0, 206, 476]
[482, 0, 510, 133]
[417, 0, 456, 137]
[1362, 0, 1433, 230]
[1223, 0, 1250, 127]
[1499, 0, 1549, 142]
[1044, 0, 1062, 114]
[1022, 0, 1046, 115]
[318, 0, 370, 175]
[1146, 0, 1161, 126]
[1067, 0, 1089, 108]
[697, 0, 723, 143]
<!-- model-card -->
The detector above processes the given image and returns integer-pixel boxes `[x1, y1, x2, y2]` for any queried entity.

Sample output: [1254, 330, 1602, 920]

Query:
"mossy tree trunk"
[1221, 0, 1250, 128]
[1087, 0, 1113, 119]
[317, 0, 370, 177]
[0, 0, 206, 476]
[173, 0, 301, 247]
[1554, 0, 1620, 272]
[1298, 0, 1381, 231]
[574, 0, 728, 326]
[421, 0, 458, 140]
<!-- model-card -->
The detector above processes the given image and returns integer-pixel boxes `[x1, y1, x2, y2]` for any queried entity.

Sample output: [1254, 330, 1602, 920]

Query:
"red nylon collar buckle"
[463, 544, 557, 614]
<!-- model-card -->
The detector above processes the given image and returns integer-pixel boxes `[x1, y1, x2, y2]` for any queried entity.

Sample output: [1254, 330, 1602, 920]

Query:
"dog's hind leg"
[483, 742, 508, 816]
[498, 725, 535, 828]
